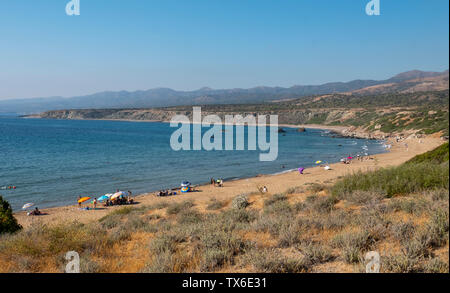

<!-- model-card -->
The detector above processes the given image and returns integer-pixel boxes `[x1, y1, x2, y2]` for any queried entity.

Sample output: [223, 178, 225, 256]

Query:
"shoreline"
[14, 135, 445, 228]
[9, 135, 385, 212]
[22, 116, 376, 139]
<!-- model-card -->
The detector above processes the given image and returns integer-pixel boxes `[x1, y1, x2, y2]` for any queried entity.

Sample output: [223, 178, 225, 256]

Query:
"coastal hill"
[30, 90, 450, 139]
[2, 69, 448, 114]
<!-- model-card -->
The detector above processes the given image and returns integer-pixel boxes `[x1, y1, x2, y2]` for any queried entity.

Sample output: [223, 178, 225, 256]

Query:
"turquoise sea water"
[0, 116, 386, 210]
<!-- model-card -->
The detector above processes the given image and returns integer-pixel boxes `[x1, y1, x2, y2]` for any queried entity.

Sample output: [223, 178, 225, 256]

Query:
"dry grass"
[1, 184, 448, 273]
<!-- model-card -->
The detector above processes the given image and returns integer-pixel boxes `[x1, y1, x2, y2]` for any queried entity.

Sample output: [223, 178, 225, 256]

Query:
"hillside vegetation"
[36, 90, 450, 137]
[1, 144, 448, 273]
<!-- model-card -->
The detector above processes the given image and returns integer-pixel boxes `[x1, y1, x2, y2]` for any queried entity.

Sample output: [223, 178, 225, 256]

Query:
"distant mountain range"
[1, 69, 448, 114]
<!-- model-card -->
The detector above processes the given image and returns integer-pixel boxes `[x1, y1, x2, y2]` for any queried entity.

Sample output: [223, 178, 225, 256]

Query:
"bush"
[406, 143, 449, 165]
[0, 222, 108, 258]
[391, 221, 416, 243]
[382, 254, 420, 273]
[150, 233, 185, 254]
[0, 195, 22, 234]
[332, 162, 449, 197]
[206, 198, 226, 210]
[426, 208, 449, 247]
[300, 243, 334, 265]
[423, 257, 449, 273]
[166, 200, 195, 215]
[177, 209, 203, 225]
[231, 194, 250, 210]
[277, 223, 302, 248]
[243, 249, 310, 273]
[142, 251, 174, 273]
[343, 190, 385, 205]
[264, 193, 288, 207]
[310, 195, 339, 214]
[387, 197, 430, 215]
[286, 186, 304, 194]
[263, 199, 292, 215]
[332, 230, 374, 264]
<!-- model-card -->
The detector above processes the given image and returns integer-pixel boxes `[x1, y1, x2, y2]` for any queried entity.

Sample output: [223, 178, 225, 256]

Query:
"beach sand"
[14, 135, 445, 228]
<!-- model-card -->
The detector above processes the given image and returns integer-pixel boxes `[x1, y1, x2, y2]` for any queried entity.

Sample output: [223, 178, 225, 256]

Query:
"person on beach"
[29, 207, 42, 216]
[78, 196, 82, 207]
[211, 178, 215, 186]
[93, 198, 97, 210]
[262, 186, 268, 193]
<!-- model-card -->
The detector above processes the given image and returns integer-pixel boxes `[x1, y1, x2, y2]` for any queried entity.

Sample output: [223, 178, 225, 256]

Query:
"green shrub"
[406, 143, 449, 165]
[0, 195, 22, 234]
[332, 162, 449, 197]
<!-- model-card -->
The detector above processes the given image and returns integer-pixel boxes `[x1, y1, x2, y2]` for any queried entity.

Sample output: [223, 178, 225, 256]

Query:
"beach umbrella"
[78, 197, 91, 204]
[324, 166, 331, 171]
[347, 156, 353, 160]
[181, 181, 191, 187]
[111, 192, 122, 200]
[315, 160, 322, 164]
[97, 194, 111, 202]
[298, 167, 305, 174]
[22, 203, 34, 210]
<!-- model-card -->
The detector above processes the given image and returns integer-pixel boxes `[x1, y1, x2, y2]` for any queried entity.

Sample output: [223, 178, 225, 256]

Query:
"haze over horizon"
[1, 0, 449, 100]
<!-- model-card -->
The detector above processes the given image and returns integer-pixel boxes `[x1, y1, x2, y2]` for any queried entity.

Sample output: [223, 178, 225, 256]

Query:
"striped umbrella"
[22, 203, 35, 210]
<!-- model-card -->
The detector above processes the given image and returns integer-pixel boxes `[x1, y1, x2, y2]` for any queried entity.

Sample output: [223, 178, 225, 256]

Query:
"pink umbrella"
[347, 156, 353, 159]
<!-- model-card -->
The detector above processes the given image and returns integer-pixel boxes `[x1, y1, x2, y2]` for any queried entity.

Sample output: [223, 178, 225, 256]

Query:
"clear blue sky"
[0, 0, 448, 100]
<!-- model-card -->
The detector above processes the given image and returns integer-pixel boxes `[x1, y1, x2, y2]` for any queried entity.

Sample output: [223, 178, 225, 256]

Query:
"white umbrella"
[22, 203, 35, 210]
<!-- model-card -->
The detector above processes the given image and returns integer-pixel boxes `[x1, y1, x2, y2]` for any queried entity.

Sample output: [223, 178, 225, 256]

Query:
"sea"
[0, 116, 387, 210]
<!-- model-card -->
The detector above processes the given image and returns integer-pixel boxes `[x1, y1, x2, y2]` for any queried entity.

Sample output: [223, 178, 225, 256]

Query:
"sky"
[0, 0, 449, 100]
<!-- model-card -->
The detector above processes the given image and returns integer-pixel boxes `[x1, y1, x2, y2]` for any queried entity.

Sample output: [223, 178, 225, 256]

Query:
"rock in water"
[297, 127, 306, 133]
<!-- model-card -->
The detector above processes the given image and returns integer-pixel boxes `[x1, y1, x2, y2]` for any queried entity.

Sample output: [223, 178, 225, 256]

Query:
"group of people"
[157, 190, 176, 197]
[105, 190, 134, 207]
[0, 186, 17, 190]
[78, 190, 134, 210]
[211, 178, 224, 187]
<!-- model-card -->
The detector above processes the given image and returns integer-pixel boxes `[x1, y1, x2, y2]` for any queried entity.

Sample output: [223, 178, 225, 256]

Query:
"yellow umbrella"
[315, 160, 322, 164]
[78, 197, 91, 204]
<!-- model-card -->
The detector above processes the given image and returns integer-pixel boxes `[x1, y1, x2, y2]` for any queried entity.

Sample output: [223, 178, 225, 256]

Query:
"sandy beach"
[14, 134, 445, 228]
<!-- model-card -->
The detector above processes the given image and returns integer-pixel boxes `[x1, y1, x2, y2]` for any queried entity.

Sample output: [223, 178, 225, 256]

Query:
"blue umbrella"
[97, 194, 112, 202]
